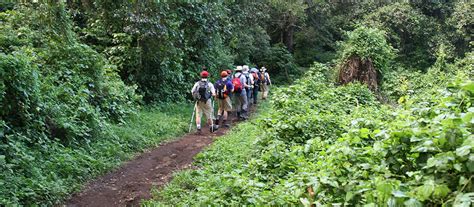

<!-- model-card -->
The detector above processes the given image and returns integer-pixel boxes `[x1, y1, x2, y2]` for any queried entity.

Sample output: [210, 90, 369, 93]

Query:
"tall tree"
[267, 0, 307, 52]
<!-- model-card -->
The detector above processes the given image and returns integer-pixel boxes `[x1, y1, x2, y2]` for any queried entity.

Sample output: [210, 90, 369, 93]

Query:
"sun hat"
[220, 71, 228, 77]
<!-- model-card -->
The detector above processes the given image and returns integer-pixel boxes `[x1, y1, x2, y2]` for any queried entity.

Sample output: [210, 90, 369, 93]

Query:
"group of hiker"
[191, 65, 272, 134]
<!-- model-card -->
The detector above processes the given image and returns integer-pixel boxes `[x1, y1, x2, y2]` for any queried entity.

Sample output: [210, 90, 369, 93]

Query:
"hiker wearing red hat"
[214, 71, 234, 128]
[191, 70, 216, 134]
[200, 71, 209, 78]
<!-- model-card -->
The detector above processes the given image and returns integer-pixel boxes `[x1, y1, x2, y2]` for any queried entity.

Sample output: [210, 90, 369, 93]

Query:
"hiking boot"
[223, 120, 230, 128]
[215, 115, 221, 125]
[242, 110, 248, 119]
[195, 128, 202, 135]
[210, 125, 219, 133]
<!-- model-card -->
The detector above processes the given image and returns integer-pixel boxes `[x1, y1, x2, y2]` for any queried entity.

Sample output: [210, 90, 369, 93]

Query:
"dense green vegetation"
[0, 103, 191, 205]
[145, 2, 473, 206]
[150, 54, 473, 206]
[0, 1, 295, 205]
[1, 1, 473, 206]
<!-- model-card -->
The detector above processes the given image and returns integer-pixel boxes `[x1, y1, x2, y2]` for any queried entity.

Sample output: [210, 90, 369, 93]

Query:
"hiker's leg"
[235, 94, 242, 114]
[217, 99, 222, 123]
[217, 100, 223, 116]
[222, 110, 228, 120]
[201, 99, 213, 125]
[216, 99, 224, 125]
[262, 84, 268, 99]
[228, 93, 233, 116]
[253, 87, 259, 104]
[204, 99, 213, 126]
[242, 93, 248, 118]
[237, 94, 245, 118]
[247, 88, 252, 105]
[195, 103, 202, 129]
[223, 97, 231, 120]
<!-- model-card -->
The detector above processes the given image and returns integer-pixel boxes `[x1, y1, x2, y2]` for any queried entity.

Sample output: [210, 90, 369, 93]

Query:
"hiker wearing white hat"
[259, 67, 271, 100]
[232, 66, 248, 120]
[242, 65, 254, 105]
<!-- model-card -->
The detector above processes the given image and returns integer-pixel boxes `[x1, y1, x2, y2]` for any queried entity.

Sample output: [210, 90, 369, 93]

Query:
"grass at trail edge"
[0, 103, 192, 205]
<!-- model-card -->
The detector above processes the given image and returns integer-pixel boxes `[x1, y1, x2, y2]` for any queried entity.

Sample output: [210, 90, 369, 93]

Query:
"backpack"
[252, 72, 259, 80]
[215, 80, 228, 99]
[259, 72, 266, 84]
[243, 73, 251, 86]
[264, 72, 270, 84]
[252, 72, 260, 86]
[193, 80, 211, 101]
[232, 74, 243, 93]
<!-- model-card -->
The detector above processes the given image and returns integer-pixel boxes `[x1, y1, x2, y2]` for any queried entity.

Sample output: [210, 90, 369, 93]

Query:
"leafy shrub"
[0, 52, 40, 129]
[336, 26, 396, 78]
[382, 51, 473, 101]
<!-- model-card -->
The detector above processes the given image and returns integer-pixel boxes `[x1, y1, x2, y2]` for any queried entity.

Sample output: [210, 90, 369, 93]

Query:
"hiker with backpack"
[260, 67, 272, 100]
[242, 65, 254, 105]
[214, 71, 234, 128]
[191, 71, 216, 134]
[250, 67, 260, 104]
[232, 66, 248, 120]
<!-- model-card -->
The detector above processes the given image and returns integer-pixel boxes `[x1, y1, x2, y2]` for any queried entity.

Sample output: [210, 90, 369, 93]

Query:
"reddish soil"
[65, 117, 241, 207]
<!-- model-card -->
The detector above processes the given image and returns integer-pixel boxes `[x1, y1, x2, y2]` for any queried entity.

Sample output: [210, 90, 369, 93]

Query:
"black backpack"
[193, 80, 211, 101]
[243, 73, 251, 86]
[215, 80, 227, 99]
[252, 72, 261, 86]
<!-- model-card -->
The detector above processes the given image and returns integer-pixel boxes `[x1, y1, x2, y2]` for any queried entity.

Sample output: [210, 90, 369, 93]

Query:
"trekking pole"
[188, 102, 197, 133]
[211, 97, 215, 132]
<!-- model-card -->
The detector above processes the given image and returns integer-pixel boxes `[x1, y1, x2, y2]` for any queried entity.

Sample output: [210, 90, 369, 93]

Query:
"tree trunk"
[284, 25, 295, 52]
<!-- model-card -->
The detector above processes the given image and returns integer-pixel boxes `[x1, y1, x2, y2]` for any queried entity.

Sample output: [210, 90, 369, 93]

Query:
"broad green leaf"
[433, 184, 450, 199]
[392, 190, 407, 198]
[461, 82, 474, 93]
[404, 198, 422, 207]
[300, 197, 311, 207]
[456, 146, 471, 157]
[360, 128, 370, 139]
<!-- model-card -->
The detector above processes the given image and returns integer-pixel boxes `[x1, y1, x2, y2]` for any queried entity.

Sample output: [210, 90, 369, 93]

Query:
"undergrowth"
[0, 103, 191, 205]
[147, 53, 473, 206]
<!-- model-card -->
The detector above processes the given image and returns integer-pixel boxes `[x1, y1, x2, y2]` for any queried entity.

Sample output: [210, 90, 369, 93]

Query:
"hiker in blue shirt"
[214, 71, 234, 128]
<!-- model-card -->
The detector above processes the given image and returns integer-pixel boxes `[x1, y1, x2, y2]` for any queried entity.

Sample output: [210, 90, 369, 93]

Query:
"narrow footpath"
[65, 112, 248, 207]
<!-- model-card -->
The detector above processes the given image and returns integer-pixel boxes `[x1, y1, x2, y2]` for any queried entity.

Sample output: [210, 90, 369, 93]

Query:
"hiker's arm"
[267, 73, 272, 85]
[241, 76, 248, 88]
[191, 82, 198, 93]
[229, 82, 234, 92]
[210, 83, 216, 97]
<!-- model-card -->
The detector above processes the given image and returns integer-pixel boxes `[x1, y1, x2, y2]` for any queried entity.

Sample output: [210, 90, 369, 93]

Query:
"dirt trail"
[65, 119, 236, 207]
